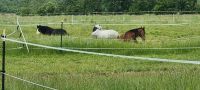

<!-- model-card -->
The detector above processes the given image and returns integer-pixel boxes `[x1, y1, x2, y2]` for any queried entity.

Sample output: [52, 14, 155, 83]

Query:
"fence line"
[7, 27, 18, 37]
[2, 38, 200, 65]
[66, 36, 200, 43]
[17, 20, 191, 23]
[0, 23, 187, 27]
[1, 72, 58, 90]
[17, 17, 29, 53]
[1, 46, 200, 51]
[63, 47, 200, 50]
[4, 47, 23, 50]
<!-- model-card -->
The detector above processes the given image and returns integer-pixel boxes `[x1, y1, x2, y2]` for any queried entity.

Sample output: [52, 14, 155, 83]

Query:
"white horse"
[91, 24, 119, 39]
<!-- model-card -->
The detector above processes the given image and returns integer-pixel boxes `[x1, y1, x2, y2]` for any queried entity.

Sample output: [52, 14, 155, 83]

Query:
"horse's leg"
[133, 37, 138, 43]
[123, 35, 127, 42]
[124, 37, 128, 42]
[125, 38, 131, 42]
[142, 37, 145, 41]
[140, 35, 145, 41]
[124, 38, 126, 42]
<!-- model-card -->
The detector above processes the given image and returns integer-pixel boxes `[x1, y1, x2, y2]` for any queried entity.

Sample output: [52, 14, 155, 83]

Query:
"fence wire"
[1, 72, 58, 90]
[2, 38, 200, 65]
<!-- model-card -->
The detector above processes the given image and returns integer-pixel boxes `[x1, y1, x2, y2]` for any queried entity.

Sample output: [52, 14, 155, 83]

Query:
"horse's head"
[36, 25, 49, 34]
[139, 26, 145, 41]
[141, 26, 145, 30]
[93, 24, 102, 32]
[36, 25, 40, 34]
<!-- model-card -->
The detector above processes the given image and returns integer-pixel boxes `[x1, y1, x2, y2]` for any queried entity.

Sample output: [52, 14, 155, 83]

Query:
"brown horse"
[121, 27, 145, 42]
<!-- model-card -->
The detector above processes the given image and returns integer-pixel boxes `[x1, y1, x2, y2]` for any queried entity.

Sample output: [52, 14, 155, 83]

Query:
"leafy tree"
[17, 7, 31, 16]
[153, 0, 177, 11]
[37, 1, 58, 15]
[0, 0, 199, 15]
[121, 0, 133, 12]
[129, 0, 156, 12]
[83, 0, 101, 14]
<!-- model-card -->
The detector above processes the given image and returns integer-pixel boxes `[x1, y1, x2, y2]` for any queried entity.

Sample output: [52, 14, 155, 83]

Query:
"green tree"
[37, 1, 58, 15]
[129, 0, 156, 12]
[17, 7, 31, 16]
[153, 0, 177, 11]
[176, 0, 197, 11]
[0, 0, 199, 15]
[153, 0, 196, 11]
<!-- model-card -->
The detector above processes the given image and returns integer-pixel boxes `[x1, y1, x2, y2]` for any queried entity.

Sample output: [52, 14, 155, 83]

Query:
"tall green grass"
[0, 14, 200, 90]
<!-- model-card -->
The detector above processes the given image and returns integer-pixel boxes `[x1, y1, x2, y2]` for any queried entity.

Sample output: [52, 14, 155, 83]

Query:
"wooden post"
[61, 21, 63, 48]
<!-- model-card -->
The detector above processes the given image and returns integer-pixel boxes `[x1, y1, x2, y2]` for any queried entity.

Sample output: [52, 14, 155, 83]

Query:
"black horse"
[36, 25, 68, 35]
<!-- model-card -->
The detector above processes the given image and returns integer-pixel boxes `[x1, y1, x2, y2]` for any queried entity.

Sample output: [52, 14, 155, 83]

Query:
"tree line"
[0, 0, 199, 15]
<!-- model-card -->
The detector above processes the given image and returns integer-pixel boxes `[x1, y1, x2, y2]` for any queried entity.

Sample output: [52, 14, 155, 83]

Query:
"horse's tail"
[63, 30, 69, 36]
[62, 29, 69, 36]
[67, 33, 69, 36]
[62, 32, 69, 36]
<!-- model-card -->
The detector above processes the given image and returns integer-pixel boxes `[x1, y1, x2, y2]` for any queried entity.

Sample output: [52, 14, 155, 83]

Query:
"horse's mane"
[93, 27, 99, 32]
[38, 25, 54, 30]
[129, 27, 145, 32]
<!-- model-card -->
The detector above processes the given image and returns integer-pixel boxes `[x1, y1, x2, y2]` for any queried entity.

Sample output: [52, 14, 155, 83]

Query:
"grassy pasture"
[0, 14, 200, 90]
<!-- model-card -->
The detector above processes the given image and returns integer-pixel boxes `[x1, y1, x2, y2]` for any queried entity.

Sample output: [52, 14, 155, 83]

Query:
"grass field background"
[0, 14, 200, 90]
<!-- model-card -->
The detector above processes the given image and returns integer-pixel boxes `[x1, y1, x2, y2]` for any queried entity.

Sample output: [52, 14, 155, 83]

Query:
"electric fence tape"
[1, 72, 57, 90]
[2, 38, 200, 65]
